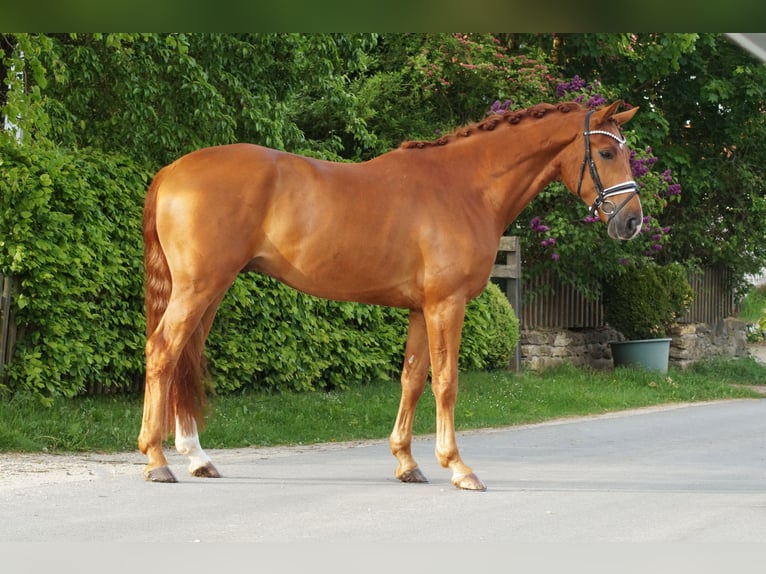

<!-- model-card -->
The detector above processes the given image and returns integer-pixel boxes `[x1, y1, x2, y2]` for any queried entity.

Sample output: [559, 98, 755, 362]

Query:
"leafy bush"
[207, 278, 519, 393]
[206, 275, 408, 394]
[602, 262, 694, 340]
[1, 140, 519, 402]
[0, 141, 150, 402]
[460, 282, 520, 370]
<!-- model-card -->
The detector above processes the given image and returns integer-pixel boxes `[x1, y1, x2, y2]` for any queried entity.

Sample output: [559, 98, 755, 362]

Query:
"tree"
[31, 33, 380, 166]
[522, 33, 766, 293]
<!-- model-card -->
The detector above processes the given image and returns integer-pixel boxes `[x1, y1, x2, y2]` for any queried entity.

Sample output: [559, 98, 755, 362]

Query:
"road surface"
[2, 398, 766, 544]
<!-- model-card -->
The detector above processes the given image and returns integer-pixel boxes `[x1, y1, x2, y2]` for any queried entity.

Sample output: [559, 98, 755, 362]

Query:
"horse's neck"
[455, 120, 576, 231]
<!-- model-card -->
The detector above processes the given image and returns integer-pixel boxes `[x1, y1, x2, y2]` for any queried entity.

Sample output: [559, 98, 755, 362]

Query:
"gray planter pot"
[610, 338, 672, 374]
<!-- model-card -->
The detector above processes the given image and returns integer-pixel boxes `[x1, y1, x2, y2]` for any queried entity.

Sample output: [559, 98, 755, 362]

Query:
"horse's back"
[150, 142, 496, 308]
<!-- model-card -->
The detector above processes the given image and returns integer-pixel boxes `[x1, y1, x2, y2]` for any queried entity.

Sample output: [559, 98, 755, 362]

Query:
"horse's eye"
[599, 150, 614, 160]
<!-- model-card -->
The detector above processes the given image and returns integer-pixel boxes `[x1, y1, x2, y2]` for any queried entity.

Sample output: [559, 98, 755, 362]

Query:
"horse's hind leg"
[174, 417, 219, 478]
[174, 294, 226, 478]
[390, 309, 431, 483]
[139, 291, 214, 482]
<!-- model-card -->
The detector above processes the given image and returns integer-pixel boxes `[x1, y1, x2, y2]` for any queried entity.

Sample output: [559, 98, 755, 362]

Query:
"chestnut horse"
[139, 100, 641, 490]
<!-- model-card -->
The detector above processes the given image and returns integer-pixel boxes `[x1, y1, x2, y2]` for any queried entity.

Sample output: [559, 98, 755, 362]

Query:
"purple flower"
[551, 253, 560, 261]
[556, 75, 586, 98]
[587, 94, 606, 109]
[667, 183, 682, 196]
[530, 216, 551, 233]
[571, 75, 586, 90]
[489, 99, 513, 115]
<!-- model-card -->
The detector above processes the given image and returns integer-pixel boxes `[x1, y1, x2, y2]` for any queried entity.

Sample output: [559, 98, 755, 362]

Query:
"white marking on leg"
[408, 354, 415, 365]
[175, 417, 213, 473]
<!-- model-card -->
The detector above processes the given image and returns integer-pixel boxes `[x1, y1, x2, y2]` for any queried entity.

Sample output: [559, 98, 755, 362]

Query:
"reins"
[576, 109, 639, 220]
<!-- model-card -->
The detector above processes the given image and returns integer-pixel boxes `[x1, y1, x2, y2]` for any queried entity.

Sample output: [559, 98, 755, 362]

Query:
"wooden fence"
[518, 265, 737, 330]
[681, 265, 738, 326]
[490, 236, 522, 370]
[0, 273, 17, 376]
[489, 237, 738, 331]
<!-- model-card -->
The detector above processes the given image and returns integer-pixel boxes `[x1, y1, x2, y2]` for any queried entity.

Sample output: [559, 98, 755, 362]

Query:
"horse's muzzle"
[608, 211, 642, 241]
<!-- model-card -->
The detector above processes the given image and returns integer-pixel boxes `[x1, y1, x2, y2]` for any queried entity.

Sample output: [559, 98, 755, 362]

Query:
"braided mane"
[400, 101, 584, 150]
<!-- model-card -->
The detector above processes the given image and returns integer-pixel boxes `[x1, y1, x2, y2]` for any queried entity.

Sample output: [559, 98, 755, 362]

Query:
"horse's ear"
[595, 100, 638, 126]
[593, 100, 638, 126]
[592, 100, 623, 124]
[612, 106, 639, 126]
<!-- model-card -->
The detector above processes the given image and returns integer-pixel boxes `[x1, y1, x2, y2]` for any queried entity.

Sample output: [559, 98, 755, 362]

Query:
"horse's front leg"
[390, 309, 431, 484]
[425, 299, 487, 491]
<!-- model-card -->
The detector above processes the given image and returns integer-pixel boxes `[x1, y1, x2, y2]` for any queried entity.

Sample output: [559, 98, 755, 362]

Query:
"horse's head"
[564, 100, 642, 241]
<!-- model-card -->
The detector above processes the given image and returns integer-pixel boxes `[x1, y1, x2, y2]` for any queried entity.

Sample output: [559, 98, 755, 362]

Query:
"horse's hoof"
[144, 466, 178, 483]
[191, 462, 221, 478]
[397, 467, 429, 484]
[452, 472, 487, 491]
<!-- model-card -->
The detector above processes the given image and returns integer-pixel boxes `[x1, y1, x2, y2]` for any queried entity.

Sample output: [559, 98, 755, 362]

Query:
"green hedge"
[0, 142, 149, 403]
[0, 142, 519, 403]
[208, 276, 520, 394]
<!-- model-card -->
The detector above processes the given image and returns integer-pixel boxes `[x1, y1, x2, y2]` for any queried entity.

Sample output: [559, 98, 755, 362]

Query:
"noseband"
[576, 109, 638, 220]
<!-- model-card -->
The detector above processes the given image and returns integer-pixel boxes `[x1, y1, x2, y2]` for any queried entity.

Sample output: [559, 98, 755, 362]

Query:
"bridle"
[576, 109, 639, 220]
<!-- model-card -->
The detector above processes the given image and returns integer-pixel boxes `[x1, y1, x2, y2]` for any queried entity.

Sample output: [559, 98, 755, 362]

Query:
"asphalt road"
[2, 398, 766, 544]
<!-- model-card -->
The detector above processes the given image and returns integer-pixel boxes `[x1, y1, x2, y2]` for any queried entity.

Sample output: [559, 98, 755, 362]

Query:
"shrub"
[207, 278, 519, 393]
[602, 262, 694, 340]
[460, 282, 520, 371]
[0, 141, 149, 403]
[1, 139, 519, 401]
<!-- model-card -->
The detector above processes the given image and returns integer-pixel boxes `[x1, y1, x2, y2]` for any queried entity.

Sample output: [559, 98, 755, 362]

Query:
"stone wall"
[668, 318, 748, 368]
[520, 318, 748, 371]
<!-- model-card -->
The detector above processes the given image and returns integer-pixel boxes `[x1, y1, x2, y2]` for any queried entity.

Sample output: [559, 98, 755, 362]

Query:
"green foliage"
[207, 279, 518, 393]
[602, 262, 694, 340]
[738, 285, 766, 324]
[535, 33, 766, 292]
[738, 285, 766, 343]
[0, 137, 518, 402]
[354, 34, 559, 152]
[0, 140, 149, 401]
[460, 282, 519, 371]
[33, 33, 380, 165]
[206, 275, 408, 394]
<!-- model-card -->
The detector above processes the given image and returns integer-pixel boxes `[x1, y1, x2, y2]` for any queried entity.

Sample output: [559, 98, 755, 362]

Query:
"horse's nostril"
[626, 216, 640, 236]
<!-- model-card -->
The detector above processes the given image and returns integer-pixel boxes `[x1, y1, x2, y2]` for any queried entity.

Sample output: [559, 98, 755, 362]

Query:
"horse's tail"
[143, 169, 208, 438]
